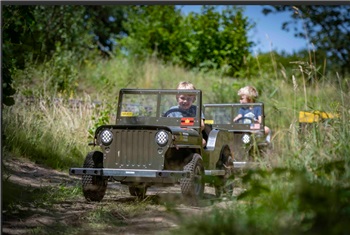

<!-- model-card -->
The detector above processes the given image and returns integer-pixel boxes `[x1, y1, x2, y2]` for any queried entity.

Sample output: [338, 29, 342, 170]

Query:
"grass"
[2, 95, 102, 169]
[3, 51, 350, 234]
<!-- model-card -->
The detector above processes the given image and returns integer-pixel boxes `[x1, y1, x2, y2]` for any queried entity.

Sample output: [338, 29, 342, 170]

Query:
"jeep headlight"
[242, 134, 251, 144]
[155, 130, 169, 147]
[100, 129, 113, 145]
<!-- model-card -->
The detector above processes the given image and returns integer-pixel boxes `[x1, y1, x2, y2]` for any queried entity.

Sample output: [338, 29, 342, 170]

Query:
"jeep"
[69, 89, 235, 202]
[203, 102, 270, 163]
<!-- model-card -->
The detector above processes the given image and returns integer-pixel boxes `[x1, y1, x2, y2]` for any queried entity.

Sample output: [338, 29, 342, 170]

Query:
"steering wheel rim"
[164, 108, 192, 117]
[234, 117, 255, 124]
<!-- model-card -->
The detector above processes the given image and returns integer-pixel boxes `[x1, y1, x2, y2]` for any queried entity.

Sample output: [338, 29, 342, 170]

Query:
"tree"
[119, 5, 185, 62]
[119, 5, 254, 77]
[181, 5, 254, 77]
[2, 5, 36, 106]
[84, 6, 128, 56]
[262, 5, 350, 77]
[2, 5, 127, 102]
[2, 5, 96, 64]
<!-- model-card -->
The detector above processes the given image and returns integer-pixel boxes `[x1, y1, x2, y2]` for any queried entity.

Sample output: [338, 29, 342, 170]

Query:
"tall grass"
[2, 95, 105, 169]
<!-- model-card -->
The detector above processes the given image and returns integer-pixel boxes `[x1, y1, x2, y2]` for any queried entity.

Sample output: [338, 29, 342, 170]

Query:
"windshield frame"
[115, 89, 202, 129]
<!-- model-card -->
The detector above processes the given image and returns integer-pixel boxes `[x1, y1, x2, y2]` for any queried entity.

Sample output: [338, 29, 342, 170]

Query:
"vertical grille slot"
[113, 129, 162, 169]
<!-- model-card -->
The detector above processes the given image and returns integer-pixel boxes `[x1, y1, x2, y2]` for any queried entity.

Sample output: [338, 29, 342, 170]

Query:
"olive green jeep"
[69, 89, 235, 202]
[203, 103, 270, 163]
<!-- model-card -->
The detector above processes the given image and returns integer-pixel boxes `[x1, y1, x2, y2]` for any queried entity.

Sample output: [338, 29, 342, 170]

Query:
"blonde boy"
[166, 81, 206, 146]
[233, 85, 271, 143]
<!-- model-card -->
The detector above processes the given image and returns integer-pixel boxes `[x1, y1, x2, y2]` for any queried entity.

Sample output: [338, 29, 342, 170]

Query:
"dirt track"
[2, 157, 236, 235]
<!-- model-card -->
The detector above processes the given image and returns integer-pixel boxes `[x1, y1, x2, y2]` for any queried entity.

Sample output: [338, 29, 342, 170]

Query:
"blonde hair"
[176, 81, 196, 101]
[177, 81, 196, 90]
[237, 85, 258, 101]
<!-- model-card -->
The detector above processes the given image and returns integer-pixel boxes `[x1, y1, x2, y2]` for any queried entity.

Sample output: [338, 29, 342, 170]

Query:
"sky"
[180, 5, 308, 55]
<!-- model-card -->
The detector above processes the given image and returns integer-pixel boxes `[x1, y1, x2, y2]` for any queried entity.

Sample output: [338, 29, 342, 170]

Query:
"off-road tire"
[82, 151, 108, 202]
[215, 145, 234, 197]
[180, 153, 205, 199]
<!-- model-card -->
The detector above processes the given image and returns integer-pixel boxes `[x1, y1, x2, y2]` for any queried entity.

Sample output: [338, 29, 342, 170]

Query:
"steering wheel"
[234, 117, 255, 124]
[164, 108, 192, 117]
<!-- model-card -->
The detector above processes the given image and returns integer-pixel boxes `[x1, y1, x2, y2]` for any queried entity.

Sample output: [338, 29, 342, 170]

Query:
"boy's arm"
[256, 107, 263, 123]
[233, 114, 243, 122]
[201, 119, 205, 131]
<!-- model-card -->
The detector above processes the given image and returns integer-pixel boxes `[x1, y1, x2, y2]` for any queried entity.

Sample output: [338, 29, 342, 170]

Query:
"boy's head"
[237, 85, 258, 103]
[176, 81, 196, 110]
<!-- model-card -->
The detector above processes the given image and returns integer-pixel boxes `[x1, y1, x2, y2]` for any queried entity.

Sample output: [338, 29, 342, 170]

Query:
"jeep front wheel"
[82, 151, 108, 202]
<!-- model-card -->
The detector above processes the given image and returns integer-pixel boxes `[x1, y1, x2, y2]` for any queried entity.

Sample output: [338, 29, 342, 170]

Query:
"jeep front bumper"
[69, 168, 191, 178]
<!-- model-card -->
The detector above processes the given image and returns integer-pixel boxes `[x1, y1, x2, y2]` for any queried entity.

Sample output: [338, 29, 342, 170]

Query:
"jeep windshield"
[203, 103, 265, 132]
[116, 89, 202, 128]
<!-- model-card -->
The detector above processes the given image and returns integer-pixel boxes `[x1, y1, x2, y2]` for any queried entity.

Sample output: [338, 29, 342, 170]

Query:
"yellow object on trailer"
[299, 111, 339, 123]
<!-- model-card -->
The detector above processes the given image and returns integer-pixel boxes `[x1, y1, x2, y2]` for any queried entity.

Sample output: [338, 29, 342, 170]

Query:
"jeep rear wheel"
[82, 151, 108, 202]
[180, 153, 205, 199]
[214, 159, 234, 198]
[215, 145, 234, 197]
[129, 185, 147, 199]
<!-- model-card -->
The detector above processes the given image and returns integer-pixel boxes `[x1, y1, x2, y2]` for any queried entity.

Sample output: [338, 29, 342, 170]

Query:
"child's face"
[239, 95, 250, 104]
[177, 95, 194, 110]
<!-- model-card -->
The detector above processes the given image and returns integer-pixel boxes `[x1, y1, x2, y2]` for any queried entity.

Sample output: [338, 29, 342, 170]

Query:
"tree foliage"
[2, 6, 36, 106]
[186, 6, 253, 76]
[84, 6, 128, 55]
[262, 5, 350, 77]
[119, 5, 254, 77]
[2, 5, 94, 102]
[119, 6, 184, 61]
[2, 5, 129, 104]
[2, 5, 94, 66]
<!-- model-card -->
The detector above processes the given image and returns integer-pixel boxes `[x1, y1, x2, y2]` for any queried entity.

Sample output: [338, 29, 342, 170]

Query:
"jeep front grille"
[106, 129, 164, 170]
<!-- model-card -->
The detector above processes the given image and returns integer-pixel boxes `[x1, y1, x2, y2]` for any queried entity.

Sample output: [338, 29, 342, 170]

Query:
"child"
[166, 81, 206, 146]
[233, 85, 271, 143]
